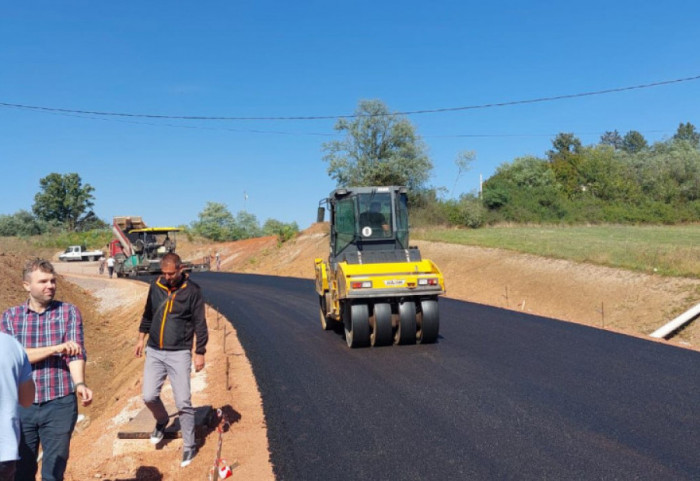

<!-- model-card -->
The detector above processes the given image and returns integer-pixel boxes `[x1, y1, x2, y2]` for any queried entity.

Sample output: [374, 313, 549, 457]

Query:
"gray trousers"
[142, 347, 196, 450]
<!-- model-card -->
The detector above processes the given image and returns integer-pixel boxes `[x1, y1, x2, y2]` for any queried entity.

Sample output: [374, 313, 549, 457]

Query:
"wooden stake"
[226, 356, 231, 391]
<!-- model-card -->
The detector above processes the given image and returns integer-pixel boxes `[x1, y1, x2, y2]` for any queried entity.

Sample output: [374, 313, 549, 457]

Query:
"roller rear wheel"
[395, 301, 417, 345]
[345, 303, 370, 348]
[370, 303, 392, 347]
[417, 299, 439, 344]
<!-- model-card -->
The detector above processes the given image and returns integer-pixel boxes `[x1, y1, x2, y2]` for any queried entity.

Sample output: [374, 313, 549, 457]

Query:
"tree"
[600, 130, 623, 150]
[263, 219, 299, 244]
[673, 122, 700, 148]
[547, 132, 582, 159]
[547, 133, 584, 197]
[452, 150, 475, 196]
[622, 130, 648, 154]
[75, 211, 108, 232]
[32, 173, 95, 231]
[577, 145, 639, 202]
[322, 99, 432, 191]
[232, 211, 261, 239]
[190, 202, 237, 241]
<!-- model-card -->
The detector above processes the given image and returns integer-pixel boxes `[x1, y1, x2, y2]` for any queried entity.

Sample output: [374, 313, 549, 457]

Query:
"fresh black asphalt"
[192, 271, 700, 481]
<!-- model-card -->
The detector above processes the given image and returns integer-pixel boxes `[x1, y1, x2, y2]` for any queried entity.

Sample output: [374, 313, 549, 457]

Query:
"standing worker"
[107, 256, 115, 278]
[0, 331, 35, 481]
[134, 252, 208, 468]
[0, 258, 93, 481]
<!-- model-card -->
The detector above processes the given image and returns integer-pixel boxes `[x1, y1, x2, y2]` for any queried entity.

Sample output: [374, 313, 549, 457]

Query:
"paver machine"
[315, 186, 446, 348]
[110, 216, 209, 277]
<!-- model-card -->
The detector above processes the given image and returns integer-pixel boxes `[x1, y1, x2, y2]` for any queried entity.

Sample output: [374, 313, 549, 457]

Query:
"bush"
[263, 219, 300, 245]
[444, 196, 487, 228]
[0, 210, 48, 237]
[32, 229, 112, 250]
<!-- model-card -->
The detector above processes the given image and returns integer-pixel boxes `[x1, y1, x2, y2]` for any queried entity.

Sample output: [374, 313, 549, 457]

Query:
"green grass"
[30, 229, 113, 250]
[413, 224, 700, 278]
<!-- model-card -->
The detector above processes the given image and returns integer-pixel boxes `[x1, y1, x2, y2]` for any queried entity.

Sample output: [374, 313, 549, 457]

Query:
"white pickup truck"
[58, 245, 104, 262]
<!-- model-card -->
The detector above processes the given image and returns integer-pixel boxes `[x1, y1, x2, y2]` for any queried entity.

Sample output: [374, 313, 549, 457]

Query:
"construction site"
[0, 223, 698, 479]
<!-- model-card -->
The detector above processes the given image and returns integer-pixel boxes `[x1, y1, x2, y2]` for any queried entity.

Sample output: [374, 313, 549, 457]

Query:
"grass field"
[413, 224, 700, 278]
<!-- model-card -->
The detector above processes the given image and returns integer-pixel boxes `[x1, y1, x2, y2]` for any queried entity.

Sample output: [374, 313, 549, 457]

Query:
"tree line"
[322, 100, 700, 226]
[0, 174, 298, 243]
[479, 124, 700, 224]
[2, 100, 698, 239]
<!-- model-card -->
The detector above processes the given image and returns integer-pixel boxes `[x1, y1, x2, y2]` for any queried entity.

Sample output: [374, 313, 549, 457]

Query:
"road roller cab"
[315, 186, 446, 348]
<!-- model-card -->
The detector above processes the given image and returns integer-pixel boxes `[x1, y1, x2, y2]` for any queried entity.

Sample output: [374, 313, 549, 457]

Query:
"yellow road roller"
[315, 186, 446, 348]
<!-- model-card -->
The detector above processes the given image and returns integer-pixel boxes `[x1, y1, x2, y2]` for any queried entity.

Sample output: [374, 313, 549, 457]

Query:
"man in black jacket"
[134, 253, 208, 468]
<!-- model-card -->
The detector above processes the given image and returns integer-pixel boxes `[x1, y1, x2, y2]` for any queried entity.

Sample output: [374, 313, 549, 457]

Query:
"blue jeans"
[17, 394, 77, 481]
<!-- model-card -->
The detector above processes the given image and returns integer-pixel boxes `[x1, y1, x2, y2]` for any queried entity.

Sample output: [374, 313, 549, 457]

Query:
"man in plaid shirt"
[1, 258, 93, 481]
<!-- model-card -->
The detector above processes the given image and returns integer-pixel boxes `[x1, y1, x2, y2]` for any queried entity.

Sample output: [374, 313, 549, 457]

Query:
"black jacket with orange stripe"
[139, 273, 208, 355]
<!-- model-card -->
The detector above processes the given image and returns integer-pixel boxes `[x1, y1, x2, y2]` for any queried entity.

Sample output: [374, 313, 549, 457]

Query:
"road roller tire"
[417, 299, 439, 344]
[370, 303, 393, 347]
[395, 301, 417, 345]
[345, 303, 370, 348]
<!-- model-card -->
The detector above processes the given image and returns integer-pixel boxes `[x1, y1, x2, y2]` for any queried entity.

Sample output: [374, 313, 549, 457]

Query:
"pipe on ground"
[650, 303, 700, 339]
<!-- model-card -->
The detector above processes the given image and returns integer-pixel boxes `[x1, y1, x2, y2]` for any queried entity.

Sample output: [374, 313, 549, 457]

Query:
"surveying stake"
[207, 408, 239, 480]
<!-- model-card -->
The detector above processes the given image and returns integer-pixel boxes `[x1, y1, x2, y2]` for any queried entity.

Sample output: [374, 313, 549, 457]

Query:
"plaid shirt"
[1, 300, 86, 403]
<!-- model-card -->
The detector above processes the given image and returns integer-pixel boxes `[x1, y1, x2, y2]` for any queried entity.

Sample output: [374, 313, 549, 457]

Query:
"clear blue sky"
[2, 1, 699, 228]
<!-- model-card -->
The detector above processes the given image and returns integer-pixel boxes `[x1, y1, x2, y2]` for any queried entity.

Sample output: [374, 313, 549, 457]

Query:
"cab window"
[357, 193, 392, 238]
[334, 198, 356, 255]
[395, 192, 409, 248]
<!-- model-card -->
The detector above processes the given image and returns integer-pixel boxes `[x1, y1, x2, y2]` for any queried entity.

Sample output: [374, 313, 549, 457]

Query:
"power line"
[36, 109, 334, 136]
[426, 129, 671, 139]
[1, 74, 699, 121]
[6, 101, 681, 140]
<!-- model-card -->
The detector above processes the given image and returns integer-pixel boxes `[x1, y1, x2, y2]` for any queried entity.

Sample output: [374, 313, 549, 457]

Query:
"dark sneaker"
[181, 448, 197, 467]
[149, 422, 167, 445]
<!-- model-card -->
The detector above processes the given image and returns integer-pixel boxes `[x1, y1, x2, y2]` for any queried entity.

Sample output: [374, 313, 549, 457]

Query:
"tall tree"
[32, 173, 95, 231]
[232, 211, 262, 239]
[600, 130, 623, 150]
[190, 202, 236, 241]
[547, 133, 584, 196]
[547, 132, 582, 159]
[451, 150, 475, 196]
[322, 99, 432, 190]
[622, 130, 648, 154]
[673, 122, 700, 148]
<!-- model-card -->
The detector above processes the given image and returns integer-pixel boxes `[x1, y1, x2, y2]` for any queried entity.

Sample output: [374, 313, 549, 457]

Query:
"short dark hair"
[161, 252, 182, 268]
[23, 258, 55, 281]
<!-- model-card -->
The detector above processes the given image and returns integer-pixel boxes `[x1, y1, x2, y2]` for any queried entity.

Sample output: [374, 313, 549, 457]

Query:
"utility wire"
[36, 109, 334, 136]
[1, 74, 698, 121]
[6, 101, 678, 140]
